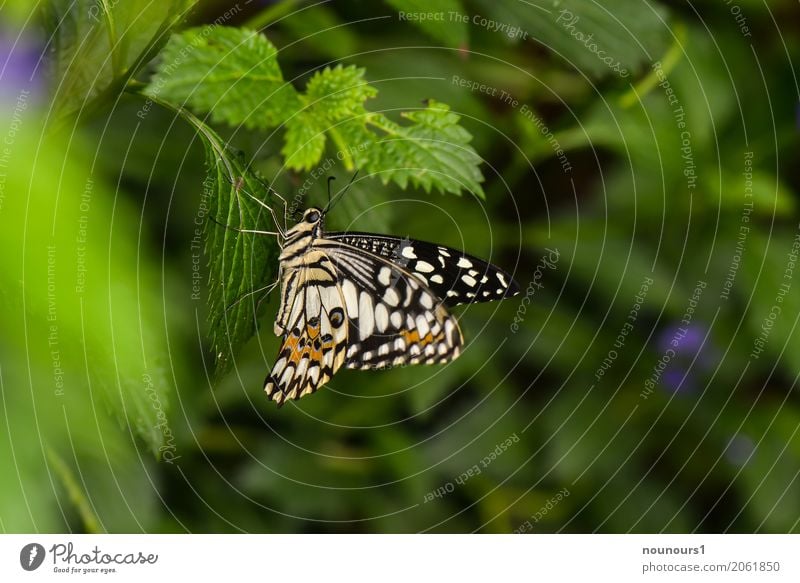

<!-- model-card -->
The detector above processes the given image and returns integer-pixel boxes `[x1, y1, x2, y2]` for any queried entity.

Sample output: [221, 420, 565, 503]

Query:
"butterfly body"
[264, 206, 519, 406]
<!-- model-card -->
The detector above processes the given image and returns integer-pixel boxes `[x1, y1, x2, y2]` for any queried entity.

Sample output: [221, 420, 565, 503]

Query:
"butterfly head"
[281, 207, 325, 257]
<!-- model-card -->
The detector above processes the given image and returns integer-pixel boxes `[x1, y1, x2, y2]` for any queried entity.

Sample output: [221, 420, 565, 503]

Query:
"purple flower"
[0, 27, 44, 105]
[658, 324, 707, 356]
[656, 323, 720, 395]
[661, 367, 695, 394]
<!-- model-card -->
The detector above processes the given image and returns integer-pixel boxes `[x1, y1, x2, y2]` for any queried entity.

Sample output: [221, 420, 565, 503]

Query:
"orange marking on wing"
[400, 329, 444, 348]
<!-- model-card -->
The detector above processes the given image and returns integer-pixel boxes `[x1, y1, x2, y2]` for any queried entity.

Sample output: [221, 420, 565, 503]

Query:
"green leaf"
[281, 113, 328, 171]
[195, 125, 282, 377]
[43, 0, 198, 119]
[145, 27, 302, 129]
[342, 100, 485, 197]
[478, 0, 670, 78]
[282, 65, 377, 171]
[385, 0, 469, 48]
[147, 27, 484, 197]
[305, 65, 378, 121]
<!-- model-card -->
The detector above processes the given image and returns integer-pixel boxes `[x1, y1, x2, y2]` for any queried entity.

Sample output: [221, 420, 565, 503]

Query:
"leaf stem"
[99, 0, 122, 76]
[51, 0, 198, 130]
[619, 22, 687, 109]
[46, 447, 102, 534]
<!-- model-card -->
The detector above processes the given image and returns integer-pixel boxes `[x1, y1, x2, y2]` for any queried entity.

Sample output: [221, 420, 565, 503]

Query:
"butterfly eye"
[306, 210, 320, 223]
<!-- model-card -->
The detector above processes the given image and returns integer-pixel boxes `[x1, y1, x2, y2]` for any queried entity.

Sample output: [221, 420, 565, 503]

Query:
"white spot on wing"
[375, 303, 389, 332]
[378, 266, 391, 286]
[416, 314, 431, 338]
[401, 246, 417, 259]
[420, 293, 433, 309]
[280, 365, 294, 386]
[430, 274, 444, 284]
[342, 279, 359, 318]
[415, 260, 434, 273]
[358, 292, 374, 340]
[457, 257, 473, 269]
[385, 287, 400, 307]
[391, 311, 403, 328]
[461, 274, 477, 287]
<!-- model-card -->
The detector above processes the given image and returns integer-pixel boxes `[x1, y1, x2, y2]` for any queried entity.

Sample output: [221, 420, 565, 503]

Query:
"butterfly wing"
[264, 261, 349, 406]
[326, 232, 519, 306]
[316, 239, 463, 370]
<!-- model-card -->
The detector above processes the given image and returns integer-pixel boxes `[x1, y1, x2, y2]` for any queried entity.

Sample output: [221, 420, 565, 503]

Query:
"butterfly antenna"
[324, 170, 359, 215]
[324, 176, 336, 214]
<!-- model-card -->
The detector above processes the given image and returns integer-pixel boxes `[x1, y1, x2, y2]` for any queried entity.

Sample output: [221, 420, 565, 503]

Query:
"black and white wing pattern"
[326, 232, 519, 306]
[263, 212, 519, 405]
[264, 256, 350, 406]
[314, 239, 464, 371]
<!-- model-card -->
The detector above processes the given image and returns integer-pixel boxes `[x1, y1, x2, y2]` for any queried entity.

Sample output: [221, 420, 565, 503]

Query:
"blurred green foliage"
[1, 0, 799, 534]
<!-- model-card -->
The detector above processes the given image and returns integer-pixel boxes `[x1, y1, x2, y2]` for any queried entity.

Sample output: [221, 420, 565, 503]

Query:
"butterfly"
[239, 181, 520, 406]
